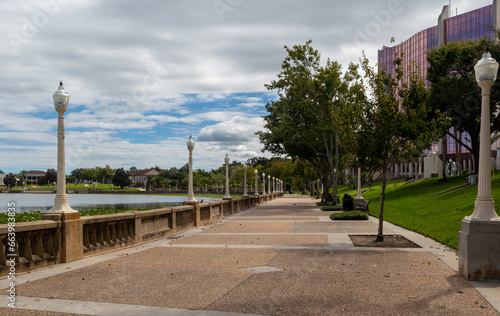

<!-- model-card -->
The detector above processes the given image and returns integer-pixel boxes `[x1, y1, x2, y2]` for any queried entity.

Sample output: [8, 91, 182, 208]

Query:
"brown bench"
[354, 200, 370, 214]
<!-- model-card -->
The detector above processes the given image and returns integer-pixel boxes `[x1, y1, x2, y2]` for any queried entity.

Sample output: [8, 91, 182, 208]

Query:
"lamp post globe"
[243, 164, 248, 197]
[185, 135, 196, 202]
[254, 169, 259, 196]
[47, 82, 76, 213]
[469, 51, 500, 221]
[224, 154, 231, 199]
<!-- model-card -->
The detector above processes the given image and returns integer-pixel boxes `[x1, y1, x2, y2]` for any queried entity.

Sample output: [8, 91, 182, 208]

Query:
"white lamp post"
[243, 164, 248, 197]
[459, 50, 500, 281]
[224, 154, 231, 199]
[262, 173, 266, 194]
[469, 51, 500, 221]
[355, 160, 364, 204]
[268, 175, 271, 194]
[185, 135, 196, 202]
[254, 169, 259, 196]
[47, 82, 76, 213]
[272, 177, 275, 193]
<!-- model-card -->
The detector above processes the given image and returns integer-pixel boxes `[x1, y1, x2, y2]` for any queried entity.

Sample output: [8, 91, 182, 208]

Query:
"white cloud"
[0, 0, 494, 172]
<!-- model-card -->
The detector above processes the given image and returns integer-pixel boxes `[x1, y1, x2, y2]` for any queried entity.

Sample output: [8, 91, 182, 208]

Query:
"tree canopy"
[258, 40, 365, 203]
[357, 53, 445, 241]
[427, 38, 500, 172]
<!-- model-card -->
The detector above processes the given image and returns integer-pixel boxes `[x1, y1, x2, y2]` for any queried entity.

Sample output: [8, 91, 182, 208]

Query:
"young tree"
[357, 54, 445, 241]
[113, 168, 131, 189]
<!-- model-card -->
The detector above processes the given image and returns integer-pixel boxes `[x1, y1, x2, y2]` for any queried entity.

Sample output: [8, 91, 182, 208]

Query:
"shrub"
[330, 211, 369, 221]
[320, 204, 343, 211]
[316, 202, 330, 206]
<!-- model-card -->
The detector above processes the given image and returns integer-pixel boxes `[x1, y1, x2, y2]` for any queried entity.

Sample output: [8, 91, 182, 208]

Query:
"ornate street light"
[224, 154, 231, 199]
[469, 51, 500, 221]
[268, 175, 271, 194]
[185, 136, 196, 202]
[243, 164, 248, 197]
[459, 50, 500, 281]
[47, 82, 76, 213]
[254, 169, 259, 196]
[262, 173, 266, 194]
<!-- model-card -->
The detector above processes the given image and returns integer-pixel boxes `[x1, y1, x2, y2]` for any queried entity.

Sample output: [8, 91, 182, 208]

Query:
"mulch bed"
[349, 234, 421, 248]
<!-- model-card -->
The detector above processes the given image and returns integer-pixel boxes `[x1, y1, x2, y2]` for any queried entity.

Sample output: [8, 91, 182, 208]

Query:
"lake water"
[0, 194, 218, 213]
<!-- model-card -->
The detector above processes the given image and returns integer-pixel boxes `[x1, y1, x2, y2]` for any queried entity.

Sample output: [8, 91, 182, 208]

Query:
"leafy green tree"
[426, 38, 500, 173]
[4, 173, 17, 188]
[97, 165, 115, 183]
[146, 175, 155, 191]
[357, 54, 445, 241]
[113, 168, 131, 189]
[154, 175, 165, 188]
[19, 170, 27, 183]
[258, 40, 365, 203]
[45, 169, 57, 185]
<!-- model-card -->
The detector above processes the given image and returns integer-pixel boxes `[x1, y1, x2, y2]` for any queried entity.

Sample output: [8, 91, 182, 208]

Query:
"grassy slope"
[336, 174, 500, 249]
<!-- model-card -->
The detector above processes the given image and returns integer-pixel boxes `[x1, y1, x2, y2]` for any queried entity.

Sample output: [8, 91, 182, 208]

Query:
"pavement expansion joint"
[241, 265, 283, 273]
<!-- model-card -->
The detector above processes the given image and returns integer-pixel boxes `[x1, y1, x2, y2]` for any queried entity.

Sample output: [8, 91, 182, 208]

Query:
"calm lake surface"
[0, 194, 218, 213]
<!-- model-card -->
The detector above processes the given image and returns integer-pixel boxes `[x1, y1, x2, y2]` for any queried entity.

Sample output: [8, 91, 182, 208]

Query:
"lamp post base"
[354, 197, 365, 204]
[459, 218, 500, 280]
[46, 195, 77, 213]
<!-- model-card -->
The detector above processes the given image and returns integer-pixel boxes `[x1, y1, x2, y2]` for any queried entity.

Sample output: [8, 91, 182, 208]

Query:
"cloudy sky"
[0, 0, 492, 173]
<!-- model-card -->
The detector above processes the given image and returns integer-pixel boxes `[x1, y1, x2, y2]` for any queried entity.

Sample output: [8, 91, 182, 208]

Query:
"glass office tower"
[377, 1, 499, 178]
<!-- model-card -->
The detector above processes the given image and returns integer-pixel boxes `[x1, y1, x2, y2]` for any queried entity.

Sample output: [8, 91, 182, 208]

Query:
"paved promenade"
[1, 195, 499, 315]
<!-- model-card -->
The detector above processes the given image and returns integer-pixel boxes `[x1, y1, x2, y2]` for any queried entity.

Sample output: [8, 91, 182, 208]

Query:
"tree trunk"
[441, 138, 447, 181]
[333, 130, 340, 205]
[376, 165, 386, 242]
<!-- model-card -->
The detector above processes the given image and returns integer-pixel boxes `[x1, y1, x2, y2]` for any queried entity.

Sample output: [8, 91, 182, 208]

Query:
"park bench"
[354, 200, 370, 214]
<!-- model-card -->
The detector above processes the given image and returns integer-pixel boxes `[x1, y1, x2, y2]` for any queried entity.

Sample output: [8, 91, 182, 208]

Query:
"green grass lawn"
[336, 174, 500, 250]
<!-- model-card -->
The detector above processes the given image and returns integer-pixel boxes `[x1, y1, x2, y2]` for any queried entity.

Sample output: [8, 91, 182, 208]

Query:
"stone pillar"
[459, 219, 500, 280]
[183, 201, 200, 226]
[42, 213, 83, 263]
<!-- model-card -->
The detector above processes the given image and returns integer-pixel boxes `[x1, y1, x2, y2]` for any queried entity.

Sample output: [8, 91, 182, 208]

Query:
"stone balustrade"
[0, 193, 282, 277]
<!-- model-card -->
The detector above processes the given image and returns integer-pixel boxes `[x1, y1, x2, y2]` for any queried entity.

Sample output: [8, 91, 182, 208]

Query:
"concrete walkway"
[1, 194, 499, 315]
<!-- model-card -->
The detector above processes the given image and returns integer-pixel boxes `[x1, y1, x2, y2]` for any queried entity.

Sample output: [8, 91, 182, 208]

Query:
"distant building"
[0, 174, 5, 186]
[129, 168, 160, 186]
[24, 170, 47, 184]
[378, 1, 500, 178]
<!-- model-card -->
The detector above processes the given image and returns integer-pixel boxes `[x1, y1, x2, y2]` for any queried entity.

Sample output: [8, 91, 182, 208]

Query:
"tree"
[4, 173, 17, 188]
[19, 170, 27, 183]
[427, 38, 500, 173]
[258, 40, 365, 203]
[146, 175, 155, 191]
[357, 53, 445, 241]
[45, 169, 57, 185]
[97, 165, 114, 183]
[113, 168, 131, 189]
